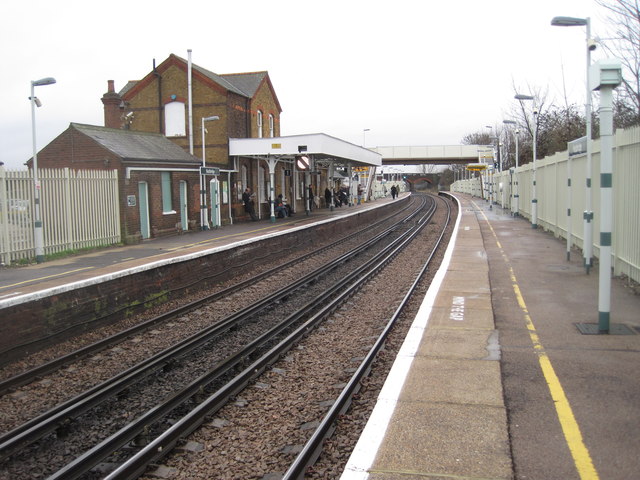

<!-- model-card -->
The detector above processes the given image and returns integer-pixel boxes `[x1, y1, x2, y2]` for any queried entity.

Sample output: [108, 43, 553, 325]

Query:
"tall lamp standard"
[551, 15, 594, 273]
[515, 94, 538, 228]
[362, 128, 370, 147]
[30, 76, 56, 263]
[503, 119, 520, 216]
[200, 115, 220, 230]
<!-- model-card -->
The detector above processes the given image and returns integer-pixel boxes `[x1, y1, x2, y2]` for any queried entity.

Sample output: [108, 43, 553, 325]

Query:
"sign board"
[127, 195, 136, 207]
[568, 136, 587, 157]
[477, 146, 494, 161]
[284, 169, 292, 176]
[271, 143, 282, 149]
[200, 167, 220, 175]
[296, 156, 310, 170]
[466, 163, 488, 171]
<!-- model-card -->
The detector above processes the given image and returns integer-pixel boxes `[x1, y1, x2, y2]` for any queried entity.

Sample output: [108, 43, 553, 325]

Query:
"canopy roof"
[229, 133, 382, 167]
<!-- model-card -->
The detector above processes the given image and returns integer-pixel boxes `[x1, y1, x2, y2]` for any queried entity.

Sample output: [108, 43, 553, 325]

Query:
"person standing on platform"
[243, 187, 257, 221]
[308, 185, 314, 211]
[325, 187, 332, 208]
[390, 185, 397, 199]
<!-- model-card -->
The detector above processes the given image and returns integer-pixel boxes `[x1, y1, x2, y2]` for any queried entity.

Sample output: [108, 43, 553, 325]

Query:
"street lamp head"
[203, 115, 219, 122]
[503, 120, 517, 125]
[32, 77, 56, 87]
[515, 94, 534, 101]
[551, 16, 587, 27]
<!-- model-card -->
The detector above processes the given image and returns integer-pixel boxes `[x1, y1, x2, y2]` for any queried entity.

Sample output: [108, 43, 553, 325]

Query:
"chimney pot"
[108, 80, 115, 93]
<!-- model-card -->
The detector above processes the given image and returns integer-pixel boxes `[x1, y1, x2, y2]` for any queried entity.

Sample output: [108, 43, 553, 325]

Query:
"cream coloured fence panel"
[452, 125, 640, 283]
[0, 168, 120, 265]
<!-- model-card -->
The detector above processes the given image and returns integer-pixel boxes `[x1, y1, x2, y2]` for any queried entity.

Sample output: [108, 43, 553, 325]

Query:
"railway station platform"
[342, 193, 640, 480]
[0, 195, 403, 302]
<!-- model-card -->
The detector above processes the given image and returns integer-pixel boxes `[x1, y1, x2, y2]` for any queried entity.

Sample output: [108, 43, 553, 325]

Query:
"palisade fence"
[452, 125, 640, 284]
[0, 168, 120, 265]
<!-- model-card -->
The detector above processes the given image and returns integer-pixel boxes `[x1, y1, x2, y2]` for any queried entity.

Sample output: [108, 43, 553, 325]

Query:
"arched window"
[257, 110, 263, 138]
[165, 101, 186, 136]
[269, 114, 275, 138]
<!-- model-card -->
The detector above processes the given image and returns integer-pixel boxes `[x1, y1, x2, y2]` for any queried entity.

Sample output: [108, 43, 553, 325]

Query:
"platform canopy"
[229, 133, 382, 168]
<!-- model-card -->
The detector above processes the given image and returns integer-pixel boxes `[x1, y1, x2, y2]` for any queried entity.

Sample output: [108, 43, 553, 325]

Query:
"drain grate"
[575, 323, 636, 335]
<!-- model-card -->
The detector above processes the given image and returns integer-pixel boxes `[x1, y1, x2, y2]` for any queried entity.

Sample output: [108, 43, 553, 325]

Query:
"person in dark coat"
[325, 187, 332, 208]
[390, 185, 397, 199]
[308, 185, 314, 211]
[243, 187, 257, 221]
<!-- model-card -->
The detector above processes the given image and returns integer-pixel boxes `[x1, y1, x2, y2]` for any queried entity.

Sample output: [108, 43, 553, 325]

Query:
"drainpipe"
[187, 49, 194, 155]
[153, 59, 163, 133]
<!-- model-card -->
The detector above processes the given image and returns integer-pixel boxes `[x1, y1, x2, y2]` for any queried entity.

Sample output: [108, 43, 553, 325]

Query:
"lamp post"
[590, 59, 622, 333]
[515, 94, 538, 228]
[362, 128, 370, 147]
[551, 15, 594, 273]
[30, 76, 56, 263]
[503, 119, 520, 216]
[200, 115, 219, 230]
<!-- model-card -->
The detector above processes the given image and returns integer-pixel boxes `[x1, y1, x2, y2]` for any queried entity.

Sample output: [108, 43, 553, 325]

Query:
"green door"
[179, 181, 188, 231]
[138, 181, 150, 239]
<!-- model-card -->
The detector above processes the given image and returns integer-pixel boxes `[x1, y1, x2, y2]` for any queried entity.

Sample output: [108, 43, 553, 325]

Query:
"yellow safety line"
[0, 267, 95, 290]
[473, 200, 599, 480]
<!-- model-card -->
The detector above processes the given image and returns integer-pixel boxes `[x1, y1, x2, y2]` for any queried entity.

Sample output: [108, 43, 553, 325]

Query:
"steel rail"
[283, 193, 453, 479]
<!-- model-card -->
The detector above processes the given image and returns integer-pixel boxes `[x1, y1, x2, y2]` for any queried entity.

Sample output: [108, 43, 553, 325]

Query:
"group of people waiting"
[324, 187, 349, 209]
[243, 187, 294, 220]
[244, 183, 371, 222]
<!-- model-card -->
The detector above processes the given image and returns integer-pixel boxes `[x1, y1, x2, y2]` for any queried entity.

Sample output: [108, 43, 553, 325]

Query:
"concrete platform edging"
[341, 193, 512, 480]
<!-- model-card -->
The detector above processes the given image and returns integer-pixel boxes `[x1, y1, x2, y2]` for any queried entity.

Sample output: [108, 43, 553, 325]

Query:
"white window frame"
[269, 114, 275, 138]
[257, 110, 263, 138]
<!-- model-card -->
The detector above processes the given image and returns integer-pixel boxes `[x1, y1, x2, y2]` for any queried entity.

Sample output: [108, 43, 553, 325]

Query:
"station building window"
[161, 172, 174, 213]
[257, 110, 263, 138]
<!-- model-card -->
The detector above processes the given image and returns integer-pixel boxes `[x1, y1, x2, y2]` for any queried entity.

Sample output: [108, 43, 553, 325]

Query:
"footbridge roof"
[372, 145, 490, 166]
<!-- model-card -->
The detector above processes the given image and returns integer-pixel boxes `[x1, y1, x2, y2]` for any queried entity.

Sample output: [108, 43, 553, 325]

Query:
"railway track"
[0, 194, 455, 479]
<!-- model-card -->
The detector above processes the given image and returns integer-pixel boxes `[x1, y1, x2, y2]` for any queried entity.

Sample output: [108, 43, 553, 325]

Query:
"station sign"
[466, 163, 488, 171]
[568, 136, 587, 157]
[200, 167, 220, 175]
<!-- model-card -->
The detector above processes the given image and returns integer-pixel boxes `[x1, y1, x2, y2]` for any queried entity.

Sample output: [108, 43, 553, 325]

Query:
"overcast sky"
[1, 0, 607, 169]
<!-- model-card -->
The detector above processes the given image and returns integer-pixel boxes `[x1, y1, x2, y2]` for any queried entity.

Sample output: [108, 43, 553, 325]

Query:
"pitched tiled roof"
[117, 57, 269, 100]
[221, 72, 268, 98]
[72, 123, 200, 164]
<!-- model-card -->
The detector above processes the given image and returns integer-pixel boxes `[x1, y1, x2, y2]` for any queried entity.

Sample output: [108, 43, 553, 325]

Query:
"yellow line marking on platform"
[0, 267, 95, 290]
[473, 201, 599, 480]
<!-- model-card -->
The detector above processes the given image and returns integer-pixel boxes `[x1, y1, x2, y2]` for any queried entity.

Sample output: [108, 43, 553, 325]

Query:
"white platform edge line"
[340, 194, 462, 480]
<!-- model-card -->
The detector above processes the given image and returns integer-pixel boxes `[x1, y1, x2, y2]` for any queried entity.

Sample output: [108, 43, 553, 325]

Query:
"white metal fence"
[0, 168, 120, 265]
[452, 125, 640, 283]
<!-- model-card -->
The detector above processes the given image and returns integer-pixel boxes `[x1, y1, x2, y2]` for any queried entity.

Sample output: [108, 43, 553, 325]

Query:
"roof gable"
[222, 71, 283, 113]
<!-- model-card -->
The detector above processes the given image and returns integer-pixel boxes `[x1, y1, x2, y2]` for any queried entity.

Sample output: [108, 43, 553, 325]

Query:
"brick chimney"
[101, 80, 123, 129]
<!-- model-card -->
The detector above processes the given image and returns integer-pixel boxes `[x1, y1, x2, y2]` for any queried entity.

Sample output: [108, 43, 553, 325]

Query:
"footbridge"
[371, 145, 491, 166]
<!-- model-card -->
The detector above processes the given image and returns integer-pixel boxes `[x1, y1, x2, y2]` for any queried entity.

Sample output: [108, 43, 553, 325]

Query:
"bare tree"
[596, 0, 640, 126]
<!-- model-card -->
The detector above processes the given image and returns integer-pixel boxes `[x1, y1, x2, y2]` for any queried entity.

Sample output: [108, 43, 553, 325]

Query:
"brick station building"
[33, 53, 283, 242]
